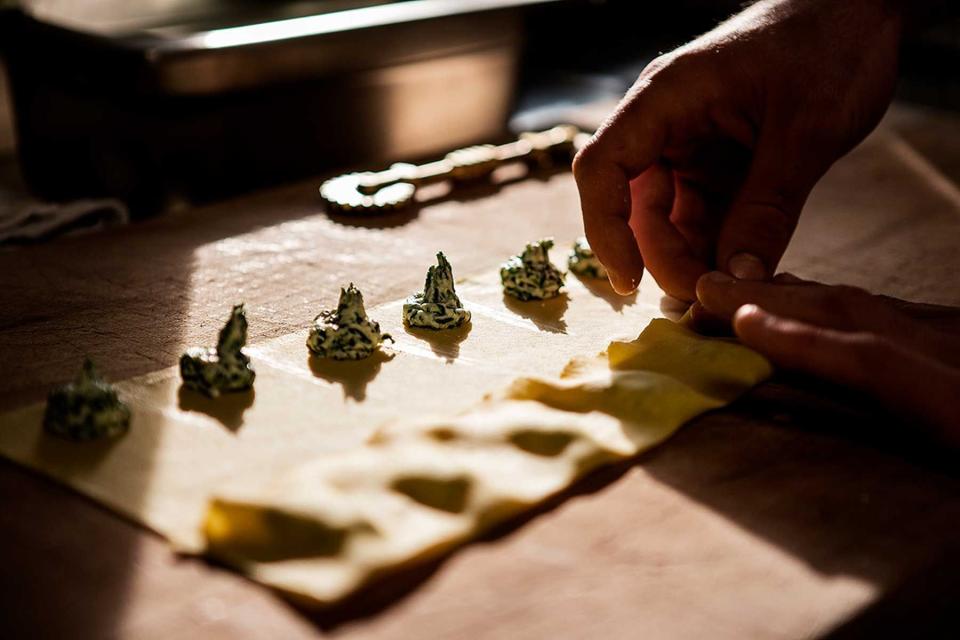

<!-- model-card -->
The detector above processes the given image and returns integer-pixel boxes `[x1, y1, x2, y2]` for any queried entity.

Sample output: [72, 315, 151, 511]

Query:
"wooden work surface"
[2, 103, 960, 639]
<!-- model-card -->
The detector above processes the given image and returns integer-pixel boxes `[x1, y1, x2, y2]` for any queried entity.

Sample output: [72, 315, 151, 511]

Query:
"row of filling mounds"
[42, 238, 609, 442]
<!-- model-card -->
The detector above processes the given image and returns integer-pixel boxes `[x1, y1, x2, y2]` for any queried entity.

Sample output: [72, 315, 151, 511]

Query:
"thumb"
[717, 133, 818, 281]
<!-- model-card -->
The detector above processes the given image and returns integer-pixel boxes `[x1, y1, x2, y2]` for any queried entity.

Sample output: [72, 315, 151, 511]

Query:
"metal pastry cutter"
[319, 125, 590, 214]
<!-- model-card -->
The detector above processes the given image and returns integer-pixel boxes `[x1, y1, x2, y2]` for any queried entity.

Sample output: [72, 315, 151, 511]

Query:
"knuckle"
[630, 51, 704, 102]
[571, 145, 598, 181]
[739, 191, 798, 227]
[645, 50, 705, 80]
[848, 332, 891, 371]
[766, 204, 797, 238]
[650, 49, 726, 99]
[638, 53, 674, 80]
[661, 51, 703, 77]
[740, 192, 795, 219]
[830, 286, 875, 325]
[793, 107, 854, 148]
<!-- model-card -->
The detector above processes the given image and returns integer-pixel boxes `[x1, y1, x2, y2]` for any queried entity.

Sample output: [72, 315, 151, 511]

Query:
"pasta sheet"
[0, 267, 770, 604]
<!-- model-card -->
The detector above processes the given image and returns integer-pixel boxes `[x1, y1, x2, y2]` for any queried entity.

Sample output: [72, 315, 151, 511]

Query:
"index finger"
[572, 92, 667, 294]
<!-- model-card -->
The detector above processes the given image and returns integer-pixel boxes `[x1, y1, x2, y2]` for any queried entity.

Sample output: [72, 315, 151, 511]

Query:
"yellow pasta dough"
[203, 319, 771, 604]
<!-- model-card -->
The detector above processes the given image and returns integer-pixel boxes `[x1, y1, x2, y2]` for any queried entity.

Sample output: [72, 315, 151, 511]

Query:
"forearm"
[741, 0, 952, 30]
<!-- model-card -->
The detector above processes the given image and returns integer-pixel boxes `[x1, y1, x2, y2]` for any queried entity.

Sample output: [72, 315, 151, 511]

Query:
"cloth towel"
[0, 184, 128, 246]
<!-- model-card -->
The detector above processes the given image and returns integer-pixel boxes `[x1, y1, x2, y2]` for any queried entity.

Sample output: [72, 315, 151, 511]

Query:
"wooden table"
[2, 103, 959, 639]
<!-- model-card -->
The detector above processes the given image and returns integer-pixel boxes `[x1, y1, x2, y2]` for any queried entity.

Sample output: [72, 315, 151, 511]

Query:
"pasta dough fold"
[203, 319, 772, 604]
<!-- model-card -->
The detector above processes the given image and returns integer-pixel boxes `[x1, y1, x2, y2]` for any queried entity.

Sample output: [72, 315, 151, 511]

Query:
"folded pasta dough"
[203, 319, 772, 604]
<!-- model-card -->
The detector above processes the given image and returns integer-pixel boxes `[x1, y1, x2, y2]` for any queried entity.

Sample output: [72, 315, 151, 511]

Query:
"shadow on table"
[639, 376, 960, 637]
[502, 292, 569, 334]
[308, 351, 394, 402]
[577, 274, 636, 313]
[31, 425, 126, 471]
[298, 451, 640, 631]
[824, 545, 960, 639]
[178, 386, 255, 432]
[291, 374, 960, 634]
[404, 321, 473, 363]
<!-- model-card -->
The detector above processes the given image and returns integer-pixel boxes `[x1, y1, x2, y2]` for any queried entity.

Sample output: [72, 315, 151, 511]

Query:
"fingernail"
[732, 304, 761, 328]
[735, 304, 776, 329]
[735, 303, 761, 319]
[690, 301, 734, 337]
[729, 253, 767, 281]
[704, 271, 734, 285]
[607, 268, 638, 295]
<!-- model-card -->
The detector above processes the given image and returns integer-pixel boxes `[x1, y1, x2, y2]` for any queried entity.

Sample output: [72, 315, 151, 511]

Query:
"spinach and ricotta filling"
[43, 358, 131, 441]
[568, 237, 607, 279]
[403, 252, 471, 330]
[307, 284, 393, 360]
[180, 304, 256, 397]
[500, 239, 565, 301]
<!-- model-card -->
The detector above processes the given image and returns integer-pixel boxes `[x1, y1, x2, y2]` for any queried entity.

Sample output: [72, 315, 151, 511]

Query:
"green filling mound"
[180, 304, 256, 397]
[500, 239, 565, 301]
[403, 252, 471, 330]
[567, 237, 607, 279]
[307, 284, 393, 360]
[44, 358, 131, 441]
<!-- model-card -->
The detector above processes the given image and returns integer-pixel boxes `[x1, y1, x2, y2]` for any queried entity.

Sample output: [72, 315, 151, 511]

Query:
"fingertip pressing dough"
[307, 284, 393, 360]
[568, 237, 607, 279]
[180, 304, 256, 397]
[500, 239, 565, 301]
[403, 252, 471, 329]
[43, 358, 131, 441]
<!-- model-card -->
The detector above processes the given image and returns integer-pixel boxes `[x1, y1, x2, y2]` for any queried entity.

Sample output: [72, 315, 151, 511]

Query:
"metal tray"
[1, 0, 565, 213]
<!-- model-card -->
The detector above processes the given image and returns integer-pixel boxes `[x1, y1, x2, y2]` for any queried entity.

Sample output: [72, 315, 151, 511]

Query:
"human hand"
[695, 271, 960, 440]
[573, 0, 902, 299]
